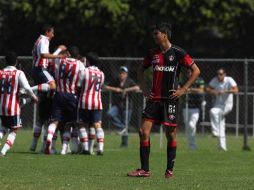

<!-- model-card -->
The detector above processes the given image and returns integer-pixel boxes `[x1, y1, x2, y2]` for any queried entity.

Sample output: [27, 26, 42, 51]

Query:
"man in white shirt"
[206, 68, 238, 151]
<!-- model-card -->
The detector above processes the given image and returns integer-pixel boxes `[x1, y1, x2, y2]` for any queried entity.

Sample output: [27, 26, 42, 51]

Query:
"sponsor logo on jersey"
[151, 55, 160, 64]
[154, 65, 175, 72]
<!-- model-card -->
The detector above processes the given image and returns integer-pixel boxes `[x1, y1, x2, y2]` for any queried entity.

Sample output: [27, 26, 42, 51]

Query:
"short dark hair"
[5, 52, 17, 66]
[86, 52, 100, 66]
[153, 22, 172, 39]
[68, 46, 80, 59]
[41, 24, 54, 34]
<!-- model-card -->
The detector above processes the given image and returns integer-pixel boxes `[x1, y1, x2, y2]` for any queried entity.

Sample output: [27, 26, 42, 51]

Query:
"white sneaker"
[116, 128, 127, 135]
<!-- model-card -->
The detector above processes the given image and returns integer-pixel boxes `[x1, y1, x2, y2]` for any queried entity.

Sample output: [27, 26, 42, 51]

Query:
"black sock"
[167, 140, 177, 171]
[140, 140, 150, 172]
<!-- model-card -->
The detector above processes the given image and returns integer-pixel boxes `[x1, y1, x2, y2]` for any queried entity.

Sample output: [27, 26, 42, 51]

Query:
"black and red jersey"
[143, 45, 194, 101]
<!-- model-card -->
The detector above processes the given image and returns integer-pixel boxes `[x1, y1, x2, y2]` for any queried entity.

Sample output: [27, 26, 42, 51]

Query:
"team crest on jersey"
[169, 55, 174, 61]
[151, 55, 160, 64]
[168, 114, 175, 120]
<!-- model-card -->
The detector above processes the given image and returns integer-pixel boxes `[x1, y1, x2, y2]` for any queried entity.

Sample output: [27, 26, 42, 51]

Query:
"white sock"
[47, 123, 57, 143]
[1, 131, 16, 155]
[96, 128, 104, 152]
[61, 131, 71, 155]
[79, 128, 88, 151]
[89, 128, 96, 153]
[32, 84, 50, 93]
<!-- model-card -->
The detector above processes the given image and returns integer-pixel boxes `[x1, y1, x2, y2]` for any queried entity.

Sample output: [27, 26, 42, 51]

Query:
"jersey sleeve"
[228, 77, 237, 87]
[176, 47, 194, 68]
[40, 38, 49, 54]
[18, 71, 36, 97]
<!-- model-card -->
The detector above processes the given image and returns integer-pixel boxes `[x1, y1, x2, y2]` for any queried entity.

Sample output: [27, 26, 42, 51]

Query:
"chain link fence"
[1, 56, 254, 136]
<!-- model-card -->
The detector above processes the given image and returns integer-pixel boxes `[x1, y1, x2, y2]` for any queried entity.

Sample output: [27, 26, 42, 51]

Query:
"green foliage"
[0, 0, 253, 56]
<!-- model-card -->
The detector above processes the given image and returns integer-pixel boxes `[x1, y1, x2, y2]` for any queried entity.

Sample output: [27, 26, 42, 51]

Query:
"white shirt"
[32, 35, 50, 68]
[209, 76, 237, 107]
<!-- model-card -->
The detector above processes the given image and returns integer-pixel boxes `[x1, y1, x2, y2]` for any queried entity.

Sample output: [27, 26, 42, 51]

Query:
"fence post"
[243, 59, 251, 150]
[235, 93, 239, 137]
[121, 94, 129, 147]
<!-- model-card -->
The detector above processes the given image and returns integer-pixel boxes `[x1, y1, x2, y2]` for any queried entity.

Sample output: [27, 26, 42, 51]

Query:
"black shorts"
[33, 67, 54, 84]
[50, 92, 78, 124]
[142, 100, 178, 127]
[0, 115, 22, 129]
[78, 109, 102, 124]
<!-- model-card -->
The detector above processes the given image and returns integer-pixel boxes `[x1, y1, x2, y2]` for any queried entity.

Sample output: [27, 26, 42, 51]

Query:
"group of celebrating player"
[0, 25, 105, 156]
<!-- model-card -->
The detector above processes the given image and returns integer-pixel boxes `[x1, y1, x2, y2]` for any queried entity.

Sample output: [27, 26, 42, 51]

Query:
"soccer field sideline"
[0, 130, 254, 190]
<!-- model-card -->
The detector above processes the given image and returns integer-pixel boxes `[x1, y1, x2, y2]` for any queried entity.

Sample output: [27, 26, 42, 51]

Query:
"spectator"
[104, 66, 139, 135]
[206, 68, 238, 151]
[182, 69, 205, 150]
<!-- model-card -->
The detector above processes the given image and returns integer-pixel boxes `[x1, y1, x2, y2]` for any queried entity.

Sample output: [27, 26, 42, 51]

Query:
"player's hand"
[58, 45, 67, 51]
[115, 88, 123, 93]
[169, 88, 185, 100]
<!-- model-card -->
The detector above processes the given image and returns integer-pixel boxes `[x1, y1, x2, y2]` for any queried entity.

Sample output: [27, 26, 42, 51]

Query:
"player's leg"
[209, 107, 222, 137]
[88, 126, 96, 155]
[30, 120, 43, 151]
[94, 122, 104, 155]
[187, 108, 200, 150]
[71, 126, 80, 154]
[127, 119, 152, 177]
[45, 120, 59, 154]
[79, 123, 89, 154]
[60, 124, 71, 155]
[0, 124, 8, 144]
[0, 116, 22, 156]
[165, 126, 177, 178]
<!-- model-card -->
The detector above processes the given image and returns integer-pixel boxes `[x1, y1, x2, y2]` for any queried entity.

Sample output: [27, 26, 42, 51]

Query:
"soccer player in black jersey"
[127, 22, 200, 178]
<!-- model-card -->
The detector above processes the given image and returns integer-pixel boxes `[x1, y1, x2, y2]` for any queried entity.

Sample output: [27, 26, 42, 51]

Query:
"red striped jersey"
[32, 35, 50, 69]
[53, 58, 85, 94]
[143, 45, 194, 101]
[78, 66, 105, 110]
[0, 67, 34, 116]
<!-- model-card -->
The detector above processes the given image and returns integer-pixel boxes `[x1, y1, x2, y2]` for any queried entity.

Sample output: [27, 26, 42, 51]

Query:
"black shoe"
[81, 150, 90, 155]
[97, 150, 103, 156]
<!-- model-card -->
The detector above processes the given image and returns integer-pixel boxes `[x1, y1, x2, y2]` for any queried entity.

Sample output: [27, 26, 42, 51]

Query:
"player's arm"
[104, 83, 123, 93]
[170, 63, 200, 99]
[18, 72, 38, 103]
[42, 45, 67, 59]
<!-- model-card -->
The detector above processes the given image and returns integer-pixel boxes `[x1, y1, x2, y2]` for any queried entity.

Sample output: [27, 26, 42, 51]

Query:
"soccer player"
[44, 46, 85, 155]
[127, 22, 200, 178]
[30, 24, 66, 152]
[78, 52, 105, 155]
[0, 52, 38, 156]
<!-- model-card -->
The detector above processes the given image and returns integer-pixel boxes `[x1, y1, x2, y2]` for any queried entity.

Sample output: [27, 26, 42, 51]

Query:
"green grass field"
[0, 130, 254, 190]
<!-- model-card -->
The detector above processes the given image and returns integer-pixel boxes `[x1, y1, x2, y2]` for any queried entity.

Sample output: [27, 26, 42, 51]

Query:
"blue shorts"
[50, 92, 78, 124]
[0, 115, 22, 129]
[33, 67, 54, 85]
[78, 109, 102, 124]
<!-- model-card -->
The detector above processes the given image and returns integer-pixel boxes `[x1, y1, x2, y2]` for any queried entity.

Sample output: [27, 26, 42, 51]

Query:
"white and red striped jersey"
[0, 66, 35, 116]
[32, 35, 50, 69]
[78, 66, 105, 110]
[53, 58, 85, 94]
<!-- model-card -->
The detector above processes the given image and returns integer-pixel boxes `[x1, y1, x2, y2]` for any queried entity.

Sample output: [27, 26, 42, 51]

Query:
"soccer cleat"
[127, 169, 150, 177]
[96, 150, 103, 156]
[165, 170, 173, 179]
[81, 150, 90, 155]
[116, 128, 127, 135]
